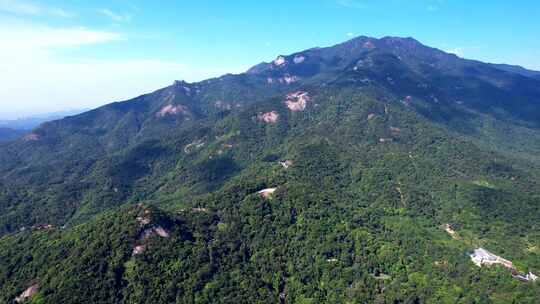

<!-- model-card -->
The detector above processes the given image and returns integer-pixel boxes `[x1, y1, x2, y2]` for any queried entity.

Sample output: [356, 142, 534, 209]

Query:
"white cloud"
[0, 22, 245, 117]
[0, 0, 72, 17]
[98, 8, 132, 23]
[444, 47, 464, 57]
[0, 26, 122, 50]
[346, 32, 355, 37]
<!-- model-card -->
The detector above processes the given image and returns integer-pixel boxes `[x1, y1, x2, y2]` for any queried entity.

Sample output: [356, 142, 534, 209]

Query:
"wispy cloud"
[335, 0, 365, 9]
[444, 47, 464, 57]
[0, 26, 122, 50]
[427, 5, 439, 11]
[99, 8, 132, 23]
[0, 0, 72, 17]
[346, 32, 355, 37]
[442, 45, 481, 58]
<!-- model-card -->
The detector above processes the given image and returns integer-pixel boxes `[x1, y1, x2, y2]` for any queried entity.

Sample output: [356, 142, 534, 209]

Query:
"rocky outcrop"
[258, 188, 277, 198]
[285, 91, 311, 112]
[156, 104, 187, 118]
[15, 283, 39, 303]
[258, 111, 279, 123]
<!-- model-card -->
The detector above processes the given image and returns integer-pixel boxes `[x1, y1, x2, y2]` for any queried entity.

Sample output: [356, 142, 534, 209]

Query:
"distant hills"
[0, 109, 88, 130]
[0, 109, 87, 142]
[0, 36, 539, 303]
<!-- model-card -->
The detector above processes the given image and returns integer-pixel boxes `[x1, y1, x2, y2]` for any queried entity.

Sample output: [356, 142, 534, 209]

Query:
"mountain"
[0, 36, 539, 303]
[489, 63, 540, 80]
[0, 127, 26, 142]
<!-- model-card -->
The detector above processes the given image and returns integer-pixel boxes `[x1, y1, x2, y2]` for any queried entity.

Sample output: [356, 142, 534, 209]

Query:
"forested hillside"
[0, 36, 539, 303]
[0, 128, 25, 143]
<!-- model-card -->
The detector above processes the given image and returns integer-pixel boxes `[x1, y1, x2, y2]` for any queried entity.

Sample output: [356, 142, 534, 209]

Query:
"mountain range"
[0, 36, 539, 303]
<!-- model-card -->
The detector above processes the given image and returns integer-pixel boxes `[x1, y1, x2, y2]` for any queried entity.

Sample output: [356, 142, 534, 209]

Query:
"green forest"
[0, 36, 539, 303]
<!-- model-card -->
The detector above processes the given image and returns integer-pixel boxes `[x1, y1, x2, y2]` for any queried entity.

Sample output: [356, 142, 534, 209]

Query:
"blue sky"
[0, 0, 539, 118]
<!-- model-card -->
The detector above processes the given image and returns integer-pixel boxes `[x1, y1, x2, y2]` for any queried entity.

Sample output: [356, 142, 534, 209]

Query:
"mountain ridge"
[0, 34, 539, 303]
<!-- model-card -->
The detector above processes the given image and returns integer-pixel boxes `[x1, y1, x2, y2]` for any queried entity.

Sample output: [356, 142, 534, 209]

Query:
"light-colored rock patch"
[283, 75, 299, 84]
[403, 96, 412, 105]
[214, 100, 232, 110]
[23, 133, 39, 142]
[367, 113, 376, 120]
[285, 91, 311, 112]
[142, 226, 170, 240]
[258, 111, 280, 123]
[192, 207, 208, 212]
[156, 104, 187, 117]
[136, 215, 151, 226]
[132, 245, 146, 255]
[258, 188, 277, 198]
[273, 56, 286, 66]
[15, 283, 39, 303]
[293, 54, 305, 64]
[184, 140, 205, 153]
[279, 160, 293, 169]
[443, 224, 458, 240]
[363, 41, 376, 49]
[153, 227, 170, 238]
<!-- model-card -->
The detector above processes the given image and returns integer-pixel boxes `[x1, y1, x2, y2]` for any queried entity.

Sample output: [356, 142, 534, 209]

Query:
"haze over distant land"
[0, 109, 89, 129]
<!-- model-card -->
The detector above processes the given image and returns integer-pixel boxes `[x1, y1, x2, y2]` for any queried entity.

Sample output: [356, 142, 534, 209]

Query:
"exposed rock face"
[141, 226, 170, 240]
[184, 140, 205, 153]
[390, 127, 401, 133]
[279, 160, 293, 169]
[214, 100, 232, 110]
[15, 283, 39, 303]
[132, 207, 171, 256]
[367, 113, 376, 120]
[258, 111, 279, 123]
[282, 75, 299, 84]
[156, 104, 187, 117]
[132, 245, 146, 255]
[273, 56, 286, 66]
[153, 227, 170, 238]
[22, 133, 39, 142]
[285, 91, 311, 112]
[258, 188, 277, 198]
[363, 41, 376, 49]
[443, 224, 458, 239]
[403, 95, 413, 105]
[293, 54, 305, 64]
[191, 207, 208, 212]
[136, 215, 151, 226]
